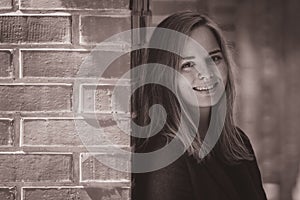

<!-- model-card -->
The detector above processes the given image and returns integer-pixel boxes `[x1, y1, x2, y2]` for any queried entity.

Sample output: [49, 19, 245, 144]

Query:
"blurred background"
[144, 0, 300, 199]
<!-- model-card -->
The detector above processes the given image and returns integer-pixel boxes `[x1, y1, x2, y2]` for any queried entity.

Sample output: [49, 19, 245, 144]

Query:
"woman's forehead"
[182, 26, 220, 56]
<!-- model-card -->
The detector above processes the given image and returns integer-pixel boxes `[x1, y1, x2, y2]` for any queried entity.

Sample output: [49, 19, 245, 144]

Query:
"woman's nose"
[194, 61, 214, 80]
[197, 71, 214, 80]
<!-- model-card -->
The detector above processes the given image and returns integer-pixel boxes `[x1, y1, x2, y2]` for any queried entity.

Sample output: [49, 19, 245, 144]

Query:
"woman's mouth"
[192, 82, 218, 92]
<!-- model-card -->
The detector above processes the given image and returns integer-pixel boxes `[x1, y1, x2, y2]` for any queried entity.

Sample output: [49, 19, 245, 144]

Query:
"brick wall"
[0, 0, 131, 200]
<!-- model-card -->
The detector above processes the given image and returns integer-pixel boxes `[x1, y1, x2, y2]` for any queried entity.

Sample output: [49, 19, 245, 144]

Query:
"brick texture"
[23, 187, 129, 200]
[0, 187, 16, 200]
[81, 153, 130, 181]
[0, 50, 12, 78]
[80, 16, 131, 44]
[0, 16, 71, 44]
[20, 0, 129, 10]
[0, 154, 73, 182]
[0, 0, 12, 10]
[22, 117, 130, 146]
[21, 50, 130, 78]
[0, 0, 132, 199]
[0, 119, 13, 146]
[81, 85, 130, 113]
[0, 85, 72, 111]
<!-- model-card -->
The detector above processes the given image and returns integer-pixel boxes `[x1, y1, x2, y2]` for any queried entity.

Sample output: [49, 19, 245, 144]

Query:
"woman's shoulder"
[135, 134, 171, 153]
[134, 133, 190, 170]
[234, 127, 268, 199]
[136, 132, 187, 151]
[132, 136, 195, 200]
[235, 126, 255, 154]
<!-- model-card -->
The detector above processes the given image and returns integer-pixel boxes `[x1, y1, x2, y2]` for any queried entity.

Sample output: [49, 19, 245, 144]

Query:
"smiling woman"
[131, 11, 267, 200]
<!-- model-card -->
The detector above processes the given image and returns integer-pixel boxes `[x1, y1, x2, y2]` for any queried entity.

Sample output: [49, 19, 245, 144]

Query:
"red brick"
[0, 119, 14, 146]
[23, 187, 129, 200]
[22, 117, 130, 146]
[0, 16, 71, 44]
[0, 85, 72, 111]
[21, 50, 130, 78]
[0, 154, 73, 182]
[20, 0, 129, 10]
[0, 187, 16, 200]
[81, 153, 130, 181]
[80, 16, 130, 44]
[81, 85, 130, 113]
[0, 0, 12, 10]
[0, 50, 12, 78]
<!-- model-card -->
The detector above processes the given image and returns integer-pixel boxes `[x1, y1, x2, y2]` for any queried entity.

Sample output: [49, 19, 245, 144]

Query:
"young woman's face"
[177, 26, 228, 107]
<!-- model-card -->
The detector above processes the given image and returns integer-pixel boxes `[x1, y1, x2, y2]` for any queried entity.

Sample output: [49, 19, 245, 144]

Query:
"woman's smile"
[193, 81, 219, 94]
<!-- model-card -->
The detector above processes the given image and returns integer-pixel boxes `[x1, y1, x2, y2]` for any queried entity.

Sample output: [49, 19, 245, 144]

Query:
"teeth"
[193, 83, 217, 91]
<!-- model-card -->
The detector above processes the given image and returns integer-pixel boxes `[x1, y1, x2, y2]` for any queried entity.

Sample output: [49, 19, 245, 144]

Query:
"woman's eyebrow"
[208, 49, 221, 55]
[182, 49, 221, 60]
[182, 56, 196, 60]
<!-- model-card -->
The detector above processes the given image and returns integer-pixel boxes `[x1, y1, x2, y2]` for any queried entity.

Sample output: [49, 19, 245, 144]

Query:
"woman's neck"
[198, 107, 211, 137]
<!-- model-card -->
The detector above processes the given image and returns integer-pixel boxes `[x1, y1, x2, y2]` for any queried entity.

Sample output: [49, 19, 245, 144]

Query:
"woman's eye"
[181, 61, 195, 70]
[208, 55, 223, 65]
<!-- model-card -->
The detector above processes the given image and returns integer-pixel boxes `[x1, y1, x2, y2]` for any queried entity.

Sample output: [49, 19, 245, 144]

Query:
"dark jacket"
[132, 129, 267, 200]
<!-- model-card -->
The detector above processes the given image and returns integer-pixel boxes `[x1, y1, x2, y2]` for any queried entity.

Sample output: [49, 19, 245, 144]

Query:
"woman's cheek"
[215, 63, 228, 86]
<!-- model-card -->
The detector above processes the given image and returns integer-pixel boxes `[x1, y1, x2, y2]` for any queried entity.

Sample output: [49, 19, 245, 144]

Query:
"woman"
[131, 11, 267, 200]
